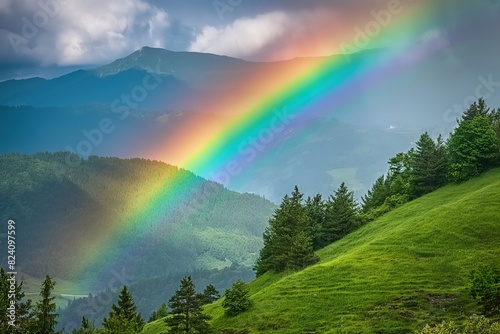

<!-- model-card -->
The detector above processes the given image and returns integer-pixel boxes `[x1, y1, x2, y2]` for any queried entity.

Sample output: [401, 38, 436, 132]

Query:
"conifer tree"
[288, 230, 318, 270]
[361, 175, 388, 213]
[324, 183, 359, 244]
[32, 275, 58, 334]
[305, 194, 327, 250]
[460, 97, 491, 122]
[254, 186, 318, 276]
[409, 132, 448, 198]
[254, 227, 276, 277]
[0, 268, 32, 333]
[166, 276, 211, 334]
[199, 284, 220, 305]
[384, 150, 413, 208]
[103, 286, 144, 333]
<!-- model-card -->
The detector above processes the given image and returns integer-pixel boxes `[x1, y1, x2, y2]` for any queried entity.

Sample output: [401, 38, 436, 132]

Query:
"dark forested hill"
[0, 153, 275, 291]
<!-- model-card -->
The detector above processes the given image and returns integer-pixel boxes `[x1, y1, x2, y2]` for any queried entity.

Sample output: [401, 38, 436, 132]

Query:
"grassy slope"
[154, 168, 500, 334]
[143, 168, 500, 333]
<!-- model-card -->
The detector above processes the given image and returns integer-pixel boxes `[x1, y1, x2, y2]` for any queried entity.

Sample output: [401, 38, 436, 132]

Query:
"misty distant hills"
[2, 46, 498, 201]
[0, 46, 374, 109]
[0, 67, 196, 109]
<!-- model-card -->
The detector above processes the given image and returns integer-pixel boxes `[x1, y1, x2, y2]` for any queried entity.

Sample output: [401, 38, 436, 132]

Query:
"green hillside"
[144, 168, 500, 334]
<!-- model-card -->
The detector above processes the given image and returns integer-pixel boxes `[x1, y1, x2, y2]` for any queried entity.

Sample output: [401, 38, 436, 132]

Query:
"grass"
[196, 168, 500, 333]
[142, 319, 169, 334]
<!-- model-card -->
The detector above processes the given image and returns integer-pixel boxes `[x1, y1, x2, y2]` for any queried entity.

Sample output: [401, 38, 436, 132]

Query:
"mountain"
[145, 168, 500, 333]
[0, 47, 340, 109]
[0, 67, 196, 109]
[0, 152, 275, 289]
[2, 46, 499, 202]
[94, 46, 253, 87]
[0, 49, 360, 203]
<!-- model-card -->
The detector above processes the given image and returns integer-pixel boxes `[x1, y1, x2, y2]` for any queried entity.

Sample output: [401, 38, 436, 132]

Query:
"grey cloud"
[1, 0, 499, 80]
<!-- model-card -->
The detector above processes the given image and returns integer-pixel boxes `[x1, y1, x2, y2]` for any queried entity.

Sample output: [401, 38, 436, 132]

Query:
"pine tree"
[461, 97, 491, 122]
[103, 286, 144, 333]
[409, 132, 448, 198]
[305, 194, 327, 250]
[0, 269, 32, 333]
[222, 280, 252, 316]
[254, 186, 318, 276]
[32, 275, 58, 334]
[324, 183, 359, 244]
[166, 276, 211, 334]
[254, 226, 276, 277]
[288, 230, 318, 270]
[384, 150, 413, 208]
[361, 150, 416, 219]
[199, 284, 220, 305]
[361, 175, 388, 213]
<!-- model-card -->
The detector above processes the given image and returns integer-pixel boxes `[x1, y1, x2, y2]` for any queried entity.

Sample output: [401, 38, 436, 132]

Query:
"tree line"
[70, 277, 250, 333]
[255, 98, 500, 276]
[362, 98, 499, 219]
[2, 268, 251, 333]
[254, 182, 359, 276]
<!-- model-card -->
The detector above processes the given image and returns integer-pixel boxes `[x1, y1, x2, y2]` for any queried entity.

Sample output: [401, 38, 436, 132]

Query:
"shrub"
[222, 280, 252, 316]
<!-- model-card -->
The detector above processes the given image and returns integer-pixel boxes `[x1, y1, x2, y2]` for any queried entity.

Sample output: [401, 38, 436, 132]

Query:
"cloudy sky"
[0, 0, 499, 80]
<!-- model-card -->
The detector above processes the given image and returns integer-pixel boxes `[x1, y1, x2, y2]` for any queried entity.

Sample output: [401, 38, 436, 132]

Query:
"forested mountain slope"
[0, 153, 276, 290]
[193, 168, 500, 334]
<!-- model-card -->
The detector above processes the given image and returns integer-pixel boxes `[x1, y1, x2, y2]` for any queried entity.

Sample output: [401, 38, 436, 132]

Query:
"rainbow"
[71, 0, 444, 284]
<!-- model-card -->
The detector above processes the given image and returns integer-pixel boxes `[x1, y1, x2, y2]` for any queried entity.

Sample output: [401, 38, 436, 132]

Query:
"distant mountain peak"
[138, 45, 168, 53]
[93, 46, 252, 85]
